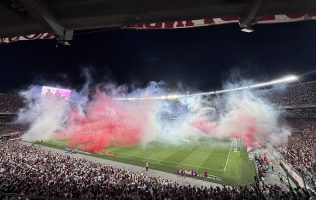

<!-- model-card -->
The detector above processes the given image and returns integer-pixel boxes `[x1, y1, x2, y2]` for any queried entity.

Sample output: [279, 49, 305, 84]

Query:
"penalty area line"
[223, 139, 233, 173]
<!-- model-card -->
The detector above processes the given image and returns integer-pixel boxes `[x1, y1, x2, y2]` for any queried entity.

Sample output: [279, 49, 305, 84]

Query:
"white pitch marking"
[223, 139, 233, 172]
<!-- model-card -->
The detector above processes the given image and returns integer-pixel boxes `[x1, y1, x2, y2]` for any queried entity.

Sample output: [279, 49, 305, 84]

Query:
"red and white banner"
[128, 13, 316, 29]
[1, 13, 315, 44]
[0, 33, 54, 44]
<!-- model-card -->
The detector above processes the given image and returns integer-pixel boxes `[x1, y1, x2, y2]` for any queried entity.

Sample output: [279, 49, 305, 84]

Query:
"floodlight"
[241, 27, 254, 33]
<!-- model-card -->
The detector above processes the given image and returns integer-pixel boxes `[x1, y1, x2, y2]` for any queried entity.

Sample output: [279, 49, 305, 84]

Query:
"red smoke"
[190, 116, 257, 147]
[56, 91, 259, 152]
[58, 92, 148, 152]
[190, 117, 216, 133]
[238, 117, 257, 148]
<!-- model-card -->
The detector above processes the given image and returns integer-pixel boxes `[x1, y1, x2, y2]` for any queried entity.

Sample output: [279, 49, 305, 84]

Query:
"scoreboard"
[41, 86, 72, 100]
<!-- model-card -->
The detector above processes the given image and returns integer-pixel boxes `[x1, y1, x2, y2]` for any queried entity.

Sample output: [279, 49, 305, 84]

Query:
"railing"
[267, 144, 316, 192]
[280, 154, 316, 189]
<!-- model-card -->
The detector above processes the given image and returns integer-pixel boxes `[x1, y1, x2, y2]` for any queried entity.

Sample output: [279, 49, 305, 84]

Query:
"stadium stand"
[0, 124, 26, 139]
[0, 81, 315, 199]
[0, 93, 24, 113]
[0, 140, 314, 200]
[264, 81, 316, 189]
[275, 119, 316, 189]
[261, 81, 316, 107]
[0, 124, 25, 135]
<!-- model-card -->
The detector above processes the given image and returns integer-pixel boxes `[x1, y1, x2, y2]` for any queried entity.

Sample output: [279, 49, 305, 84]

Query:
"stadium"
[1, 76, 315, 199]
[1, 0, 316, 199]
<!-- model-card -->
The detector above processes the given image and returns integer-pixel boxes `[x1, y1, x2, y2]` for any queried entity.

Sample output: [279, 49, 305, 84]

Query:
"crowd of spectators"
[0, 124, 27, 136]
[282, 108, 316, 119]
[261, 82, 316, 188]
[260, 81, 316, 108]
[0, 140, 314, 200]
[276, 119, 316, 188]
[0, 93, 24, 114]
[0, 82, 315, 199]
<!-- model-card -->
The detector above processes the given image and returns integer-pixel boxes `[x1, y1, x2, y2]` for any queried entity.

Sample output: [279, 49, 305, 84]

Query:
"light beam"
[112, 74, 298, 101]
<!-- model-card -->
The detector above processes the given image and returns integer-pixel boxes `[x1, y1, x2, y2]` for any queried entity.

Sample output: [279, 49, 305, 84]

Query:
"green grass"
[42, 139, 255, 186]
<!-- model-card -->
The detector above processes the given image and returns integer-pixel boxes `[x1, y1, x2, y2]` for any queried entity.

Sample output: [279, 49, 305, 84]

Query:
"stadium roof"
[1, 0, 316, 43]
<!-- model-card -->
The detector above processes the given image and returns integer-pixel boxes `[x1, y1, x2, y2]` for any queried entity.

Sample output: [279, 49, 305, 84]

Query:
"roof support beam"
[239, 0, 264, 32]
[19, 0, 73, 44]
[1, 0, 316, 38]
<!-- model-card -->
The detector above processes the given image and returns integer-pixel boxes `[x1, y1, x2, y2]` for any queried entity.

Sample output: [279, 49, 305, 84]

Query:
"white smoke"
[213, 90, 290, 145]
[17, 86, 71, 141]
[16, 78, 291, 147]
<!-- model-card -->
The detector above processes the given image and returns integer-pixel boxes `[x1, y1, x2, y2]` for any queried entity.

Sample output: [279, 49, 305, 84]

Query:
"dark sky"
[1, 21, 316, 92]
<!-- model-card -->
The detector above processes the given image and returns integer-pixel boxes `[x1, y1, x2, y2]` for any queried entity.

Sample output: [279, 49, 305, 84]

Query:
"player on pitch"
[145, 162, 149, 171]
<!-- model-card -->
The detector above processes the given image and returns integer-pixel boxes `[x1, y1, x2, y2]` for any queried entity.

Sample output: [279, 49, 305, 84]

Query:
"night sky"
[0, 21, 316, 93]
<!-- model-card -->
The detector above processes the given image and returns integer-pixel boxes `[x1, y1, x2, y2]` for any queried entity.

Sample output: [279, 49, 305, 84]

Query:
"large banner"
[1, 13, 315, 44]
[0, 33, 54, 44]
[128, 13, 316, 29]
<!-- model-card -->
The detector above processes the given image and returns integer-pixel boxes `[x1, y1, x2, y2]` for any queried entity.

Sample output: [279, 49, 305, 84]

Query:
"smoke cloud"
[16, 77, 291, 152]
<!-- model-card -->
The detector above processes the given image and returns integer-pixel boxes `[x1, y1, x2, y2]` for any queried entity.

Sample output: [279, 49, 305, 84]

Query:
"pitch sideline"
[223, 139, 233, 172]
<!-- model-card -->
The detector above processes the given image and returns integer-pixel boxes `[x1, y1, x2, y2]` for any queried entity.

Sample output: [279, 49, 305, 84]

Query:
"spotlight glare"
[241, 27, 254, 33]
[282, 75, 299, 82]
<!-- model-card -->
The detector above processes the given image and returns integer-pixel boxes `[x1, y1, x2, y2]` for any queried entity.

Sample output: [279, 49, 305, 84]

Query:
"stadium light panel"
[241, 27, 254, 33]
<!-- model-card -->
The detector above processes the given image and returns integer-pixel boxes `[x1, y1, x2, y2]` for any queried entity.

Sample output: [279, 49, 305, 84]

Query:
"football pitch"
[42, 139, 255, 186]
